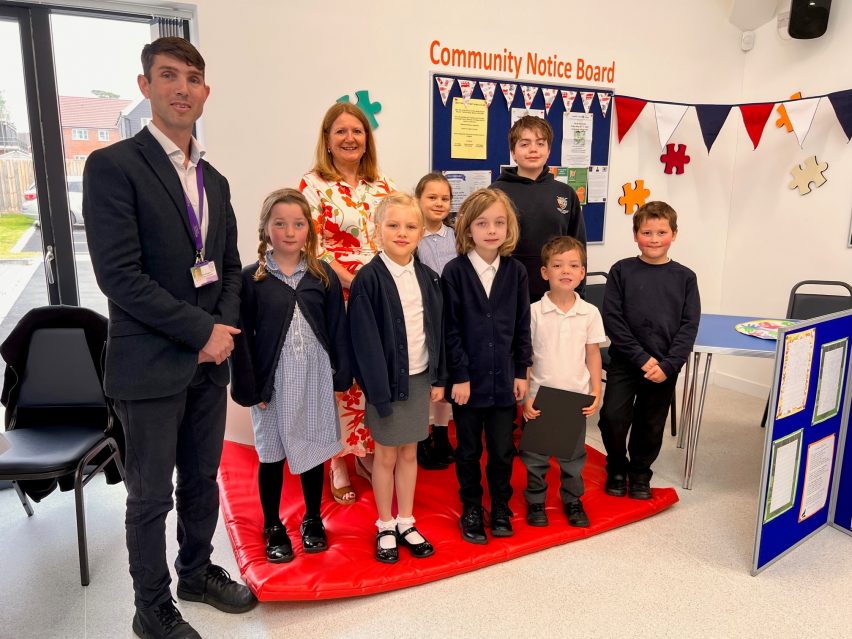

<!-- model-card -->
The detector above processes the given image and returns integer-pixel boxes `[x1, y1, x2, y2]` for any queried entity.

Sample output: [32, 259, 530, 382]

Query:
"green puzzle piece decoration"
[337, 90, 382, 129]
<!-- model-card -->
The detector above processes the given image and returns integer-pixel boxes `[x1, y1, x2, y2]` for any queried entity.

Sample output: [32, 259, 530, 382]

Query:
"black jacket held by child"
[348, 255, 447, 418]
[230, 261, 351, 407]
[442, 254, 532, 408]
[491, 166, 586, 302]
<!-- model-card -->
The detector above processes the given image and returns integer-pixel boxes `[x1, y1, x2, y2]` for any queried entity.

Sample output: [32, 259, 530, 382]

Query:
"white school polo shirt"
[529, 291, 607, 397]
[380, 252, 428, 374]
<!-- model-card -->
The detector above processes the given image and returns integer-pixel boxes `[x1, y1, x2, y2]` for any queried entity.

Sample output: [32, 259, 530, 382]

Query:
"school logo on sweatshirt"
[556, 196, 569, 213]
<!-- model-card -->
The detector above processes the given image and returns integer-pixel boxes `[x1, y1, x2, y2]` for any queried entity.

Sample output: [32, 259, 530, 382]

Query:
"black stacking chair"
[0, 306, 125, 586]
[584, 272, 677, 436]
[760, 280, 852, 427]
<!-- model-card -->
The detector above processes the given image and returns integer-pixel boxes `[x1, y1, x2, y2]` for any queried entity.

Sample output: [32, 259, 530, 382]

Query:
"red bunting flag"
[739, 103, 775, 149]
[615, 96, 647, 142]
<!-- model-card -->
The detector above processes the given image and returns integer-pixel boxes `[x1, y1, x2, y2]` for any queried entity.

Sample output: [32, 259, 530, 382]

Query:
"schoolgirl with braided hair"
[230, 188, 351, 562]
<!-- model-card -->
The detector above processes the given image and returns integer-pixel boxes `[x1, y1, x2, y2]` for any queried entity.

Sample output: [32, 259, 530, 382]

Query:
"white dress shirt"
[380, 252, 428, 374]
[467, 250, 500, 298]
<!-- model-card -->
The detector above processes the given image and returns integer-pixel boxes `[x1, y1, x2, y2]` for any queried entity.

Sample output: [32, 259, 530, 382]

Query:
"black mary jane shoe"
[396, 525, 435, 558]
[263, 524, 294, 564]
[375, 530, 399, 564]
[300, 515, 328, 553]
[417, 435, 449, 470]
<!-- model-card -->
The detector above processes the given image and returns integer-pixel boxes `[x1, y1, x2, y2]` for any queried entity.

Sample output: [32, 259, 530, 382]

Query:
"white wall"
[173, 0, 848, 434]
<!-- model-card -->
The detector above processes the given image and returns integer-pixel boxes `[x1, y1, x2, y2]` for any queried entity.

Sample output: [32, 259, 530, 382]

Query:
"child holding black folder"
[521, 236, 605, 527]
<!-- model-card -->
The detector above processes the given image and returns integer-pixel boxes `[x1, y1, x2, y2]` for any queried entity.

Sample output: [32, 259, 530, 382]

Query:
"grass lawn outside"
[0, 213, 39, 259]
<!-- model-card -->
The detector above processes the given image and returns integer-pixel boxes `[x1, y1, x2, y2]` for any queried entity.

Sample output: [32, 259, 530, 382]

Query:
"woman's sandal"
[354, 455, 373, 484]
[329, 462, 356, 505]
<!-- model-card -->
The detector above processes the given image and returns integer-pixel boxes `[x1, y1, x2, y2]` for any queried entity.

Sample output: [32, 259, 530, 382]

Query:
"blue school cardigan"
[348, 254, 447, 417]
[442, 254, 532, 408]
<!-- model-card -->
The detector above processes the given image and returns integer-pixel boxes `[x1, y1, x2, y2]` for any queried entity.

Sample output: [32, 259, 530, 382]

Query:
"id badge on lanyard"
[186, 164, 219, 288]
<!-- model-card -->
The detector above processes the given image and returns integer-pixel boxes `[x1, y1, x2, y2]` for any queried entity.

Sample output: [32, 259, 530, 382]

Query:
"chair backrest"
[583, 271, 608, 312]
[786, 280, 852, 321]
[16, 328, 105, 409]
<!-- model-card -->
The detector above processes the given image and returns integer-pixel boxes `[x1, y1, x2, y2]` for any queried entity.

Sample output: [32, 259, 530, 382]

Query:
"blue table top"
[694, 314, 780, 357]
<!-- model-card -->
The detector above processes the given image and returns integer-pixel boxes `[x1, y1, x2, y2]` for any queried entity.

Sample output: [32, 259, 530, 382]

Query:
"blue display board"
[753, 310, 852, 574]
[429, 73, 612, 243]
[830, 402, 852, 535]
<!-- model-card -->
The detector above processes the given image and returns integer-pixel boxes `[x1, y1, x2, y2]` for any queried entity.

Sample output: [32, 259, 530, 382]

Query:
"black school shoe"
[375, 529, 399, 563]
[526, 502, 549, 527]
[417, 435, 449, 470]
[628, 476, 653, 500]
[263, 523, 294, 563]
[176, 564, 257, 614]
[300, 515, 328, 553]
[564, 500, 590, 528]
[431, 426, 456, 464]
[605, 473, 628, 497]
[460, 504, 488, 544]
[397, 525, 435, 558]
[132, 599, 200, 639]
[490, 502, 514, 537]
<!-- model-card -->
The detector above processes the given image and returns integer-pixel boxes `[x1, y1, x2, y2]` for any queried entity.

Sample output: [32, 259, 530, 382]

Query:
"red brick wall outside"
[62, 127, 120, 159]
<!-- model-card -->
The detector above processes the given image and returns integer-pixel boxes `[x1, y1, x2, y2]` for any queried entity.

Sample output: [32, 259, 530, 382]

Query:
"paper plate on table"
[735, 319, 797, 340]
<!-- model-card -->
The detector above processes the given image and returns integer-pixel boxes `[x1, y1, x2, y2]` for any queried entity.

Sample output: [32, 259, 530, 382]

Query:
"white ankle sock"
[396, 515, 425, 544]
[376, 518, 397, 550]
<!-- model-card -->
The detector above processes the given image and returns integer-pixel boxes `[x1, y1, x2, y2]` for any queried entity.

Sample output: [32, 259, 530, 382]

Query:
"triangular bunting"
[653, 103, 689, 149]
[614, 96, 647, 143]
[561, 90, 577, 112]
[694, 104, 732, 152]
[827, 89, 852, 141]
[775, 92, 802, 132]
[580, 91, 595, 113]
[542, 88, 558, 115]
[784, 97, 821, 147]
[739, 103, 775, 149]
[458, 79, 476, 106]
[501, 83, 517, 112]
[435, 76, 454, 107]
[521, 85, 539, 111]
[479, 81, 496, 108]
[597, 93, 612, 118]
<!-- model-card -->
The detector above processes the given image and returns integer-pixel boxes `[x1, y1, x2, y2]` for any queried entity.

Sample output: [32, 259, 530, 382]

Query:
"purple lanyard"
[183, 164, 205, 260]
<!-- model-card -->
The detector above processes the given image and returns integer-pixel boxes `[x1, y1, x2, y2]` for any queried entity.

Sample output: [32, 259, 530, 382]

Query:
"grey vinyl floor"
[1, 385, 850, 638]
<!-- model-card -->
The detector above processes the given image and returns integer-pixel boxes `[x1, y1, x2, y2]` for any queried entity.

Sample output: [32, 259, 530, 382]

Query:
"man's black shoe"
[417, 436, 448, 470]
[132, 598, 200, 638]
[176, 564, 257, 614]
[565, 500, 590, 528]
[459, 504, 488, 544]
[300, 515, 328, 553]
[490, 502, 514, 537]
[605, 473, 628, 497]
[525, 502, 548, 527]
[628, 477, 653, 500]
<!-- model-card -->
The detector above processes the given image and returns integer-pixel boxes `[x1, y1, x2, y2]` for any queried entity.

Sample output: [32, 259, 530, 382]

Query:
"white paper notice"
[813, 338, 847, 424]
[776, 329, 815, 420]
[442, 170, 492, 214]
[798, 434, 835, 522]
[587, 166, 609, 203]
[562, 112, 593, 167]
[766, 432, 802, 521]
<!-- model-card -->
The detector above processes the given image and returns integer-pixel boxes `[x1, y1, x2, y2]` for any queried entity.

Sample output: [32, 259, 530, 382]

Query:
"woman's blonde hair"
[454, 188, 519, 256]
[255, 188, 329, 287]
[311, 102, 379, 183]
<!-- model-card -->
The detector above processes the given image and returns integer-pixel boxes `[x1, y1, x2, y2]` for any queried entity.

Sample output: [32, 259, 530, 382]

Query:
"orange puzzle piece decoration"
[775, 92, 802, 132]
[618, 180, 651, 215]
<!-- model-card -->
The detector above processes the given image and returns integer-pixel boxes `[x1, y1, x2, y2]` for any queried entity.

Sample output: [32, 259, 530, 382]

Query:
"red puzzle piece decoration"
[660, 144, 690, 175]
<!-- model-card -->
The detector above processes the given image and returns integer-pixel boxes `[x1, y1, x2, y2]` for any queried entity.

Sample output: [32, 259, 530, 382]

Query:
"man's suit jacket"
[83, 127, 241, 400]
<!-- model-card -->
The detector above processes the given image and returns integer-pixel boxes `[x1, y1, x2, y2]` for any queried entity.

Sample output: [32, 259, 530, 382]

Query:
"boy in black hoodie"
[491, 115, 586, 303]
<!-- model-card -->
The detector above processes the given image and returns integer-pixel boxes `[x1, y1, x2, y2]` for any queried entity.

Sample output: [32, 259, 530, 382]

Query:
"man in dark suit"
[84, 37, 254, 639]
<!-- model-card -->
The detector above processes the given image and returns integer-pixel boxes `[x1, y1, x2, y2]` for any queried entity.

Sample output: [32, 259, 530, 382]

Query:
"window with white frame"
[140, 117, 151, 127]
[73, 154, 87, 160]
[98, 129, 109, 141]
[71, 128, 89, 140]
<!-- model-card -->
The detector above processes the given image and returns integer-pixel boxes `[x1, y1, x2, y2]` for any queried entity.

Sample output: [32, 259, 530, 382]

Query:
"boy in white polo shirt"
[521, 236, 605, 527]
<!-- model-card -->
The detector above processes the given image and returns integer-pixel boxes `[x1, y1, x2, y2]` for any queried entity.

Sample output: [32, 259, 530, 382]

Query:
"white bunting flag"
[597, 92, 612, 118]
[501, 83, 518, 111]
[561, 90, 577, 112]
[580, 91, 596, 113]
[458, 79, 477, 106]
[784, 97, 821, 147]
[435, 76, 454, 106]
[479, 81, 496, 108]
[521, 85, 539, 111]
[653, 103, 689, 149]
[542, 88, 559, 115]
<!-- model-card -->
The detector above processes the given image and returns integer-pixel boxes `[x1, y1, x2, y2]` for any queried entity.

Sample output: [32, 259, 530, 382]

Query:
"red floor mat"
[219, 439, 678, 601]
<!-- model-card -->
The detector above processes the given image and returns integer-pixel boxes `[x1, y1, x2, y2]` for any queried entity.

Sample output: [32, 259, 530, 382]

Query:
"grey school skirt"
[366, 371, 430, 446]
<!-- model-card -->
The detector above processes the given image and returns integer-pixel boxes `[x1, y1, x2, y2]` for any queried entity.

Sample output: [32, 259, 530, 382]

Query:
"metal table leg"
[683, 352, 713, 490]
[677, 355, 694, 449]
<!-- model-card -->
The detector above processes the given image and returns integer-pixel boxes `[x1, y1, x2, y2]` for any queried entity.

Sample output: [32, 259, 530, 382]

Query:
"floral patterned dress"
[300, 171, 396, 456]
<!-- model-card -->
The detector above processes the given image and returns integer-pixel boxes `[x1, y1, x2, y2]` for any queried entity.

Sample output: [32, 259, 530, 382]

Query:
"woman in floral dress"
[300, 102, 396, 504]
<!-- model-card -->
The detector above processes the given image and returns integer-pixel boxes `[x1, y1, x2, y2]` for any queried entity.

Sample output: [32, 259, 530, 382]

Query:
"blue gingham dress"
[250, 256, 342, 471]
[417, 225, 457, 276]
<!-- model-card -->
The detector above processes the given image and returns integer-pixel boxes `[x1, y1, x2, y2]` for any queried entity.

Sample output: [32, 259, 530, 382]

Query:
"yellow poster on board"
[451, 97, 488, 160]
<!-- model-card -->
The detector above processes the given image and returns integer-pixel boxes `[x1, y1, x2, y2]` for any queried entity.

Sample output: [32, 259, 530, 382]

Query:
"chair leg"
[13, 481, 34, 517]
[760, 399, 769, 428]
[74, 464, 90, 587]
[670, 395, 677, 437]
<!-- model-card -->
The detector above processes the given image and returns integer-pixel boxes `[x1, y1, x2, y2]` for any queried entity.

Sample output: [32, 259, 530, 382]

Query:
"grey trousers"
[520, 426, 586, 504]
